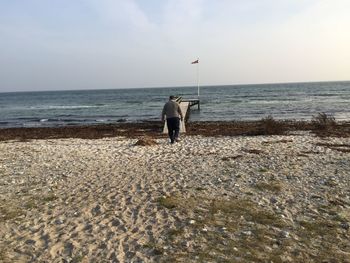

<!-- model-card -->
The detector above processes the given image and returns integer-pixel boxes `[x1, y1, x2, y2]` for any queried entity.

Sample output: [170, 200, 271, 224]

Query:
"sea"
[0, 81, 349, 128]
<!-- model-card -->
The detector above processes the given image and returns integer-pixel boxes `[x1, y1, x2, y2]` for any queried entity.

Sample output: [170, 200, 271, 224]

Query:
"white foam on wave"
[29, 105, 100, 110]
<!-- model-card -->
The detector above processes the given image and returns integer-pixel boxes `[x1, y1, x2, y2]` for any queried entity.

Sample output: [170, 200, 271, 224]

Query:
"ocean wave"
[1, 82, 349, 128]
[246, 98, 314, 104]
[29, 105, 101, 110]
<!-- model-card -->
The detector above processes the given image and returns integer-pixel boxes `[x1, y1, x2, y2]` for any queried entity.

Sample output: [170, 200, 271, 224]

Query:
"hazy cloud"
[0, 0, 349, 91]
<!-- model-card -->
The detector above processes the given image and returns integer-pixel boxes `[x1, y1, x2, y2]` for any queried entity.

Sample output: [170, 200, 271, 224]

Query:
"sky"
[0, 0, 349, 92]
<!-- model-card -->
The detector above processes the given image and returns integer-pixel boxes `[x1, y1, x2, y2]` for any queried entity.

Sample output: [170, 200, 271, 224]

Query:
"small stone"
[279, 230, 290, 238]
[189, 220, 196, 224]
[25, 239, 36, 245]
[181, 241, 190, 248]
[265, 246, 273, 252]
[54, 219, 64, 225]
[270, 197, 278, 204]
[340, 222, 349, 230]
[242, 230, 252, 236]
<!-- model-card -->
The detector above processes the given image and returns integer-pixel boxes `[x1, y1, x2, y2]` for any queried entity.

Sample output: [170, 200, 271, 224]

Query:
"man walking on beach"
[162, 95, 184, 144]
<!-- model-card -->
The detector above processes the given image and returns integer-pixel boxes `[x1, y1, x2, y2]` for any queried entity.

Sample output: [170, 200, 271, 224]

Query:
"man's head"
[169, 95, 175, 100]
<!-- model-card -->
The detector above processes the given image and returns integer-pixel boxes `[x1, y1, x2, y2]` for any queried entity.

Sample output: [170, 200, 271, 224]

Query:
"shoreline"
[1, 119, 350, 141]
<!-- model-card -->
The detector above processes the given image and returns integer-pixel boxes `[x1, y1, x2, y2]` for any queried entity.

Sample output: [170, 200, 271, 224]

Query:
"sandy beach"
[2, 0, 350, 261]
[1, 122, 350, 262]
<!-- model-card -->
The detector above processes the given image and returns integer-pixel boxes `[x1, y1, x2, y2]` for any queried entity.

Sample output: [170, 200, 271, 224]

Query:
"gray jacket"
[162, 100, 183, 120]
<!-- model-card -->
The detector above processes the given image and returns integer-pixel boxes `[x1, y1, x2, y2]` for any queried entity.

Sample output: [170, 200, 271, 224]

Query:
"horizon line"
[1, 79, 349, 94]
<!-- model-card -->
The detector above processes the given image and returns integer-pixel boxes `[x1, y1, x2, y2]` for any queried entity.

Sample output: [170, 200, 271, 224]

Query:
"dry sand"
[0, 133, 350, 262]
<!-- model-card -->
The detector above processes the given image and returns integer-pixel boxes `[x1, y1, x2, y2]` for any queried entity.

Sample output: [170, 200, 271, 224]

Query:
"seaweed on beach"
[1, 117, 350, 141]
[134, 137, 158, 146]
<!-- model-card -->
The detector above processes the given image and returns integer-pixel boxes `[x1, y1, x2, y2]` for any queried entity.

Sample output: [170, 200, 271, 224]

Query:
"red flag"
[191, 59, 199, 64]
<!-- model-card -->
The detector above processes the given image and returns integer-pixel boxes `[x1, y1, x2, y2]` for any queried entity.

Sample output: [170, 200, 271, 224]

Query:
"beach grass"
[156, 194, 349, 262]
[0, 203, 24, 221]
[1, 193, 58, 222]
[260, 115, 287, 135]
[0, 247, 8, 263]
[312, 112, 336, 129]
[254, 181, 283, 193]
[41, 193, 58, 203]
[158, 196, 179, 209]
[157, 195, 289, 261]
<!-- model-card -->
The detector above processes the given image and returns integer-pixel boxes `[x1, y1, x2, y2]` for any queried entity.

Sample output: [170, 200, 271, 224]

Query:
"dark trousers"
[166, 117, 180, 143]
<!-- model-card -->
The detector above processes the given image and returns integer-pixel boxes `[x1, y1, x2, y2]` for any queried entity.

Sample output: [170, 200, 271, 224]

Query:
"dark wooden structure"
[182, 98, 200, 110]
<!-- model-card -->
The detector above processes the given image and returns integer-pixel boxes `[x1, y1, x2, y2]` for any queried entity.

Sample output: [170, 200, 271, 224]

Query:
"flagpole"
[197, 58, 200, 98]
[191, 58, 200, 99]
